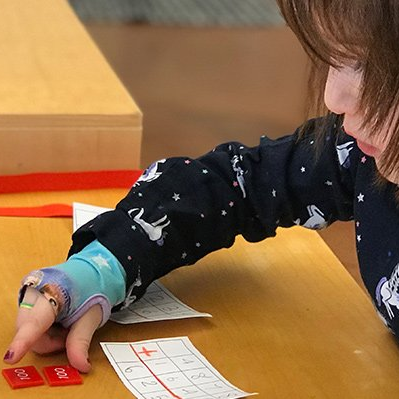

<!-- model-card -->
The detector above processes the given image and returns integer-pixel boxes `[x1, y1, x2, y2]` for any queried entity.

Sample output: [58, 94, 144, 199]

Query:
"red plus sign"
[137, 346, 157, 357]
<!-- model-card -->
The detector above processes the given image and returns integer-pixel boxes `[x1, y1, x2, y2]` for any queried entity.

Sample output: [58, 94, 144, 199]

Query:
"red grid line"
[130, 344, 182, 399]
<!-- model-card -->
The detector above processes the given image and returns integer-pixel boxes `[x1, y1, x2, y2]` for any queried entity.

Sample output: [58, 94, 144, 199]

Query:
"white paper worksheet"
[110, 281, 211, 324]
[72, 202, 112, 232]
[101, 337, 257, 399]
[73, 202, 211, 324]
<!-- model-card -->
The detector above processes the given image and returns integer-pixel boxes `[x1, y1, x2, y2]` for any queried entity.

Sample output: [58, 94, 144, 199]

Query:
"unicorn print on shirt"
[376, 263, 399, 319]
[120, 267, 142, 310]
[336, 141, 354, 169]
[134, 159, 166, 186]
[231, 155, 246, 198]
[294, 205, 328, 230]
[128, 208, 170, 245]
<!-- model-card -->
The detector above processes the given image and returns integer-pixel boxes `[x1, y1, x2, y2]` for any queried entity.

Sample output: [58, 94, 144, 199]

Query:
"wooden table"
[1, 189, 399, 398]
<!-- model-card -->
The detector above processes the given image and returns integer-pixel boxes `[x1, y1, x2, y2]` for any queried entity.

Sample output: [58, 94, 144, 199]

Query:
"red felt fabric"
[0, 170, 142, 218]
[0, 170, 142, 193]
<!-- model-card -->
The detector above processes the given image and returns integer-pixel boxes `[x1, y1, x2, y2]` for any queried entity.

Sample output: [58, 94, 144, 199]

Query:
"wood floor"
[85, 23, 364, 291]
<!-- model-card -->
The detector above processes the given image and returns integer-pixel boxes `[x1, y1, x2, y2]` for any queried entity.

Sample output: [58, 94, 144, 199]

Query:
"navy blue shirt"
[69, 115, 399, 336]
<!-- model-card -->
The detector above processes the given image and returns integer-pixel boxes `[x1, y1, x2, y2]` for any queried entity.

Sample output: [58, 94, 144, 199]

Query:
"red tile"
[2, 366, 45, 389]
[43, 365, 83, 386]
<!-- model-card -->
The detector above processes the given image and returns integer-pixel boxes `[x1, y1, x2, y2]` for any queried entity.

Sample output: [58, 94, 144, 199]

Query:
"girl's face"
[324, 64, 399, 183]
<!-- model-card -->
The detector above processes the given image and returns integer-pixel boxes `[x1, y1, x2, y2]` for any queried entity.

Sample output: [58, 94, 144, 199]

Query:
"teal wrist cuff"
[20, 240, 126, 328]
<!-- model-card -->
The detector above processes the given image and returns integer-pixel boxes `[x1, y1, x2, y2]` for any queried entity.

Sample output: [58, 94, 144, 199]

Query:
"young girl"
[5, 0, 399, 373]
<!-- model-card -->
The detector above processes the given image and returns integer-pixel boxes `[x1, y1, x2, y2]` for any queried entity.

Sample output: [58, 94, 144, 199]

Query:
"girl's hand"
[4, 287, 102, 373]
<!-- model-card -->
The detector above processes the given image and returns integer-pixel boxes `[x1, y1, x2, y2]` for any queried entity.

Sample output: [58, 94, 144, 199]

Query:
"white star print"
[202, 169, 208, 174]
[181, 252, 187, 259]
[131, 225, 137, 230]
[229, 201, 234, 207]
[172, 193, 180, 201]
[300, 166, 306, 173]
[138, 193, 143, 197]
[272, 189, 276, 197]
[185, 159, 191, 164]
[221, 210, 227, 216]
[196, 242, 201, 247]
[361, 156, 367, 163]
[91, 254, 110, 269]
[357, 235, 362, 242]
[325, 180, 333, 186]
[356, 221, 360, 227]
[357, 193, 365, 202]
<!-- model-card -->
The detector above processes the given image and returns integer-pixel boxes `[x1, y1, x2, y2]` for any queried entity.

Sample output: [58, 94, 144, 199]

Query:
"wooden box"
[0, 0, 142, 174]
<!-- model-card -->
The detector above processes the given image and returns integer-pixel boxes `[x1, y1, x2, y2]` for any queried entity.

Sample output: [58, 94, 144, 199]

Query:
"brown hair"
[276, 0, 399, 177]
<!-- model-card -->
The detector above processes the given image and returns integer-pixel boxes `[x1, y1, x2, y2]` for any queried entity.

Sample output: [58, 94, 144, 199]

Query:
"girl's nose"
[324, 66, 361, 116]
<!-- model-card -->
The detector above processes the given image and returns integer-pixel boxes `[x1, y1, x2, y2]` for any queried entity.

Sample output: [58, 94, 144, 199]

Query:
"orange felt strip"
[0, 170, 142, 193]
[0, 169, 142, 218]
[0, 204, 73, 217]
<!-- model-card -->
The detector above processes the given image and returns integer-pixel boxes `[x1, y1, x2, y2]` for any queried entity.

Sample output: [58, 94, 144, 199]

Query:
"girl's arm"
[70, 115, 358, 309]
[5, 115, 359, 371]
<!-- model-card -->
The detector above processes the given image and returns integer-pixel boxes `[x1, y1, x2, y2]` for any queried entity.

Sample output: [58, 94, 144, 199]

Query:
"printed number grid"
[101, 337, 255, 399]
[110, 282, 211, 324]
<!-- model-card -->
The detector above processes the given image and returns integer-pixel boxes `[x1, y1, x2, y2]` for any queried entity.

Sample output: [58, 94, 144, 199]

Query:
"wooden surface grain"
[0, 189, 398, 398]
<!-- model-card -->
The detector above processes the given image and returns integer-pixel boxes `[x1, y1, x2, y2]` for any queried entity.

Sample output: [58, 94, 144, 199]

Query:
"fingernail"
[3, 350, 14, 361]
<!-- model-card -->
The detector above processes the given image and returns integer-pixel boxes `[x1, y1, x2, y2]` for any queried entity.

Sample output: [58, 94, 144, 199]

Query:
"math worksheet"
[101, 337, 256, 399]
[73, 203, 211, 324]
[110, 281, 211, 324]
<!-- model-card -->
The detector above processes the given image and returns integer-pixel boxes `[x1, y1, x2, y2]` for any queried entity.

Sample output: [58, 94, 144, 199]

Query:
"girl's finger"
[4, 289, 56, 364]
[65, 305, 102, 373]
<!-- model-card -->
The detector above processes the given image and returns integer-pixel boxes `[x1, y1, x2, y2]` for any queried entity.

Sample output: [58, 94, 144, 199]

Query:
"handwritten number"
[142, 380, 158, 387]
[191, 372, 211, 380]
[124, 365, 143, 373]
[181, 357, 194, 364]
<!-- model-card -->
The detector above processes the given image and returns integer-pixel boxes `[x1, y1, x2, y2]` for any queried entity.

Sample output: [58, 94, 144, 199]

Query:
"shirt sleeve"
[68, 115, 359, 310]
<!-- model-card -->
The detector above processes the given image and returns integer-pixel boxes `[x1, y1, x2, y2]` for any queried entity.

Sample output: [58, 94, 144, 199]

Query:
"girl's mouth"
[342, 125, 381, 158]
